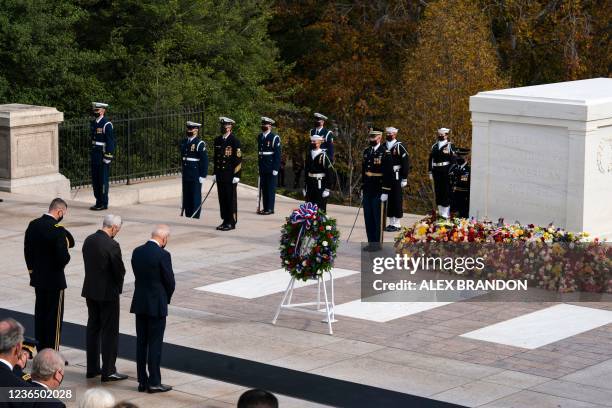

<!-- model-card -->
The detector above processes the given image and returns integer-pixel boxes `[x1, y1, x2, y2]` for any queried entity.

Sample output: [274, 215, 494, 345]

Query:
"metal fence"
[59, 105, 205, 188]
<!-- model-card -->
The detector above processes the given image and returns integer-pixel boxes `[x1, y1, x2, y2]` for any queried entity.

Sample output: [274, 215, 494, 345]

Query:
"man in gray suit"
[81, 214, 127, 382]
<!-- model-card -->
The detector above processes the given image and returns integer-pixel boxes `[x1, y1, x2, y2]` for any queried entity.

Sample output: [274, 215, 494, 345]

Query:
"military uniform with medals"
[213, 117, 242, 230]
[383, 127, 410, 231]
[180, 121, 209, 218]
[257, 117, 281, 214]
[304, 136, 334, 212]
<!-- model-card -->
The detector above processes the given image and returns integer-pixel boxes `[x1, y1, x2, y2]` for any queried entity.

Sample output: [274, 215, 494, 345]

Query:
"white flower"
[302, 260, 308, 266]
[322, 241, 328, 247]
[325, 225, 332, 231]
[284, 260, 289, 264]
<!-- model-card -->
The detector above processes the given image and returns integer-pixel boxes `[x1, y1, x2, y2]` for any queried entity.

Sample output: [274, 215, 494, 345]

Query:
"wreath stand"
[272, 270, 336, 335]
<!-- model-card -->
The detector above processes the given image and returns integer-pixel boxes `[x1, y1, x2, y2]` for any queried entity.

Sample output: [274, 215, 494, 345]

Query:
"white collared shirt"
[437, 140, 448, 149]
[96, 115, 104, 124]
[32, 380, 49, 389]
[315, 126, 323, 133]
[311, 148, 322, 159]
[262, 130, 271, 138]
[372, 143, 381, 152]
[0, 358, 13, 370]
[223, 132, 231, 140]
[386, 139, 397, 150]
[188, 136, 196, 143]
[148, 239, 161, 247]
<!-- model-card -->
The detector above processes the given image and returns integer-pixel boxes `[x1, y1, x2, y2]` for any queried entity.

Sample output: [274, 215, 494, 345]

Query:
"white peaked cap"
[219, 116, 236, 124]
[314, 112, 328, 120]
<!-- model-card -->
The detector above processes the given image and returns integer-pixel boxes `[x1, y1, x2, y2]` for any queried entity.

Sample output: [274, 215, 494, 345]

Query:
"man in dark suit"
[24, 198, 73, 352]
[0, 318, 34, 406]
[130, 225, 175, 394]
[29, 349, 66, 407]
[81, 214, 127, 382]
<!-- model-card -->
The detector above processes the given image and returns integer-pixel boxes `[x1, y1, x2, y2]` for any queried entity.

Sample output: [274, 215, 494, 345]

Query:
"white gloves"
[210, 174, 216, 182]
[380, 193, 388, 202]
[302, 189, 306, 197]
[103, 159, 111, 164]
[322, 189, 330, 198]
[428, 173, 433, 181]
[272, 170, 278, 176]
[360, 190, 363, 200]
[401, 179, 408, 188]
[199, 177, 205, 184]
[232, 177, 240, 184]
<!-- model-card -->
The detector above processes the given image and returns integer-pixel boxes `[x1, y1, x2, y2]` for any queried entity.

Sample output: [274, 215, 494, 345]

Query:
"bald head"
[151, 224, 170, 248]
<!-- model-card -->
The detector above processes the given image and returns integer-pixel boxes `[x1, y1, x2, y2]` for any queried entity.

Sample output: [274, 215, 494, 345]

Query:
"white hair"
[78, 388, 115, 408]
[31, 349, 65, 380]
[102, 214, 122, 228]
[151, 224, 170, 239]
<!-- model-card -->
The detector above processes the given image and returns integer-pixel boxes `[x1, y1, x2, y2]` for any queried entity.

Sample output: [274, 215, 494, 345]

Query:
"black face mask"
[386, 135, 394, 142]
[311, 142, 318, 149]
[369, 140, 378, 146]
[94, 112, 101, 118]
[57, 214, 64, 223]
[187, 131, 196, 137]
[314, 122, 322, 127]
[438, 135, 445, 141]
[261, 126, 269, 132]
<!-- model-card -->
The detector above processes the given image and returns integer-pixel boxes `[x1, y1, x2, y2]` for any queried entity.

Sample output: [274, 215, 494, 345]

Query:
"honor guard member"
[449, 147, 470, 218]
[303, 133, 334, 212]
[362, 129, 392, 251]
[310, 113, 334, 161]
[24, 198, 74, 352]
[180, 121, 209, 218]
[428, 128, 456, 219]
[257, 117, 281, 215]
[90, 102, 115, 211]
[213, 117, 242, 231]
[383, 127, 410, 232]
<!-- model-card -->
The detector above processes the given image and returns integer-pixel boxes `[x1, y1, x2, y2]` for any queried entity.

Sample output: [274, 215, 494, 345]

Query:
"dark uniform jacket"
[24, 215, 71, 290]
[428, 141, 456, 172]
[1, 361, 35, 407]
[130, 241, 175, 318]
[257, 131, 281, 174]
[310, 127, 334, 160]
[362, 144, 392, 196]
[90, 116, 115, 163]
[180, 137, 209, 182]
[213, 133, 242, 183]
[81, 230, 126, 302]
[304, 150, 333, 191]
[385, 140, 410, 182]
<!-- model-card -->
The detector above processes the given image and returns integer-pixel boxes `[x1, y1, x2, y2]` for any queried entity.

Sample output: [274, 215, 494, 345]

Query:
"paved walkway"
[1, 181, 611, 407]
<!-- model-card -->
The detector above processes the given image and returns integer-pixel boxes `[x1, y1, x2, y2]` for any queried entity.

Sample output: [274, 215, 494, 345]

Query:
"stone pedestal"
[0, 104, 70, 198]
[469, 78, 612, 238]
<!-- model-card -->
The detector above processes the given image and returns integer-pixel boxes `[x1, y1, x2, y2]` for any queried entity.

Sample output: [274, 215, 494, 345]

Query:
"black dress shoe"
[147, 384, 172, 393]
[262, 210, 274, 215]
[101, 372, 128, 382]
[89, 205, 104, 211]
[86, 371, 100, 379]
[138, 384, 147, 392]
[219, 224, 232, 231]
[216, 223, 225, 230]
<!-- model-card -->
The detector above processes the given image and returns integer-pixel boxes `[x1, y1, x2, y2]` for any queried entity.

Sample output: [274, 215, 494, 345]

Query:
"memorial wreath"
[280, 202, 340, 281]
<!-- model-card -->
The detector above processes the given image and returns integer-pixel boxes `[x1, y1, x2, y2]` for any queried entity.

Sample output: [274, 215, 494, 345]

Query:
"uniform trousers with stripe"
[34, 288, 64, 351]
[362, 193, 383, 243]
[182, 179, 202, 218]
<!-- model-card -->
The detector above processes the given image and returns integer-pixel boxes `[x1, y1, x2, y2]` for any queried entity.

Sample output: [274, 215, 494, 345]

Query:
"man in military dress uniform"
[303, 134, 334, 212]
[257, 117, 281, 215]
[24, 198, 74, 352]
[310, 113, 334, 161]
[428, 127, 456, 219]
[362, 130, 392, 251]
[180, 121, 209, 218]
[90, 102, 115, 211]
[449, 147, 470, 218]
[383, 127, 410, 232]
[213, 117, 242, 231]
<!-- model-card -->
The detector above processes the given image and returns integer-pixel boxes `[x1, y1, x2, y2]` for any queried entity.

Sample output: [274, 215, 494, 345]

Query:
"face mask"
[311, 142, 318, 149]
[369, 140, 378, 146]
[315, 121, 322, 127]
[438, 135, 445, 141]
[261, 126, 269, 132]
[94, 112, 101, 118]
[386, 135, 394, 141]
[57, 211, 64, 223]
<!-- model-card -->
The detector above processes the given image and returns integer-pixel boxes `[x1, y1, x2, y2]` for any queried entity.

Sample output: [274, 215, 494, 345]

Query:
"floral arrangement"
[280, 202, 340, 281]
[395, 213, 611, 293]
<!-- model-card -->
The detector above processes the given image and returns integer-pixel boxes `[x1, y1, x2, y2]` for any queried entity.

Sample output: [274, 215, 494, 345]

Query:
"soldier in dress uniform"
[257, 117, 281, 215]
[428, 127, 456, 219]
[362, 129, 392, 251]
[90, 102, 115, 211]
[383, 127, 410, 232]
[213, 117, 242, 231]
[24, 198, 74, 352]
[303, 134, 334, 212]
[180, 121, 209, 218]
[310, 113, 334, 161]
[450, 147, 470, 218]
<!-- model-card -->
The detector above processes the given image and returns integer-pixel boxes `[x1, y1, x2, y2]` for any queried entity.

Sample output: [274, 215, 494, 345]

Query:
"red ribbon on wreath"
[290, 202, 319, 256]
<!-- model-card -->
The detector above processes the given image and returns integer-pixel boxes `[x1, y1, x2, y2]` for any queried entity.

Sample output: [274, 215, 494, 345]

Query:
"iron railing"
[59, 105, 205, 188]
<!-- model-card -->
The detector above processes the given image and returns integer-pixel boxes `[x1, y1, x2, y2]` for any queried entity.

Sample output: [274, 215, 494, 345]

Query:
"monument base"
[0, 173, 71, 198]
